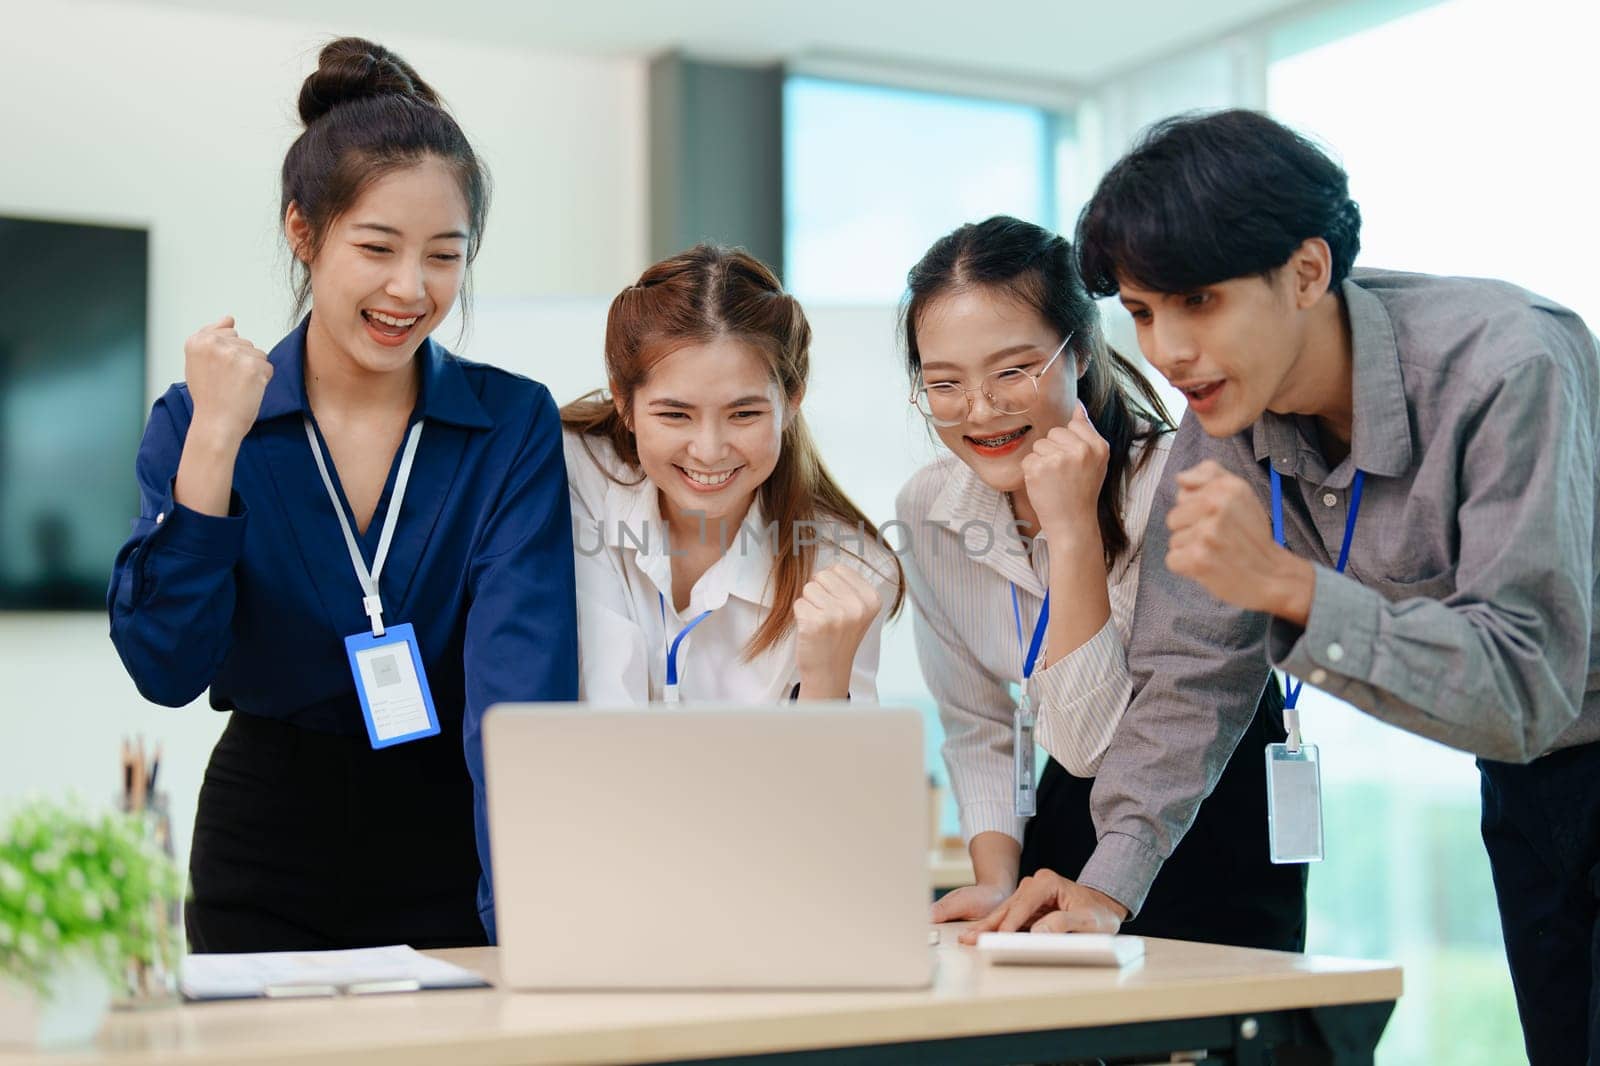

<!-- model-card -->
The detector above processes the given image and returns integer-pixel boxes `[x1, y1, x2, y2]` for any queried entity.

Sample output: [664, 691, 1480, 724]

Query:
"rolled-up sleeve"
[107, 390, 245, 707]
[1078, 422, 1272, 916]
[1268, 352, 1594, 762]
[462, 386, 580, 942]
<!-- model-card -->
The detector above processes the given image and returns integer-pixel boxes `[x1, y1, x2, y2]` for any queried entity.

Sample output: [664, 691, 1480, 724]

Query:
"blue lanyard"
[1010, 585, 1050, 682]
[659, 592, 713, 689]
[1009, 584, 1049, 819]
[1271, 467, 1365, 708]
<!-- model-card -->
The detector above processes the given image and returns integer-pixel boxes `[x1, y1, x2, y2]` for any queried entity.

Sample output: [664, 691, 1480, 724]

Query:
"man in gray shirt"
[968, 110, 1598, 1065]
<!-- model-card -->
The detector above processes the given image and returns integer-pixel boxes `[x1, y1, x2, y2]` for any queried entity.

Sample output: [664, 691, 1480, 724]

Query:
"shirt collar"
[1252, 275, 1414, 484]
[606, 473, 778, 612]
[925, 458, 1045, 596]
[255, 314, 494, 430]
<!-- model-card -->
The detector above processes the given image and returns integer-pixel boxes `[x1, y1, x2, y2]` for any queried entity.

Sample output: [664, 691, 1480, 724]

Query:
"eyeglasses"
[910, 332, 1075, 428]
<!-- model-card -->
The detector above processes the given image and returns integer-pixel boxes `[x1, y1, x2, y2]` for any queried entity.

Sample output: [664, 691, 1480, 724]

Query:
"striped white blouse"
[895, 430, 1173, 845]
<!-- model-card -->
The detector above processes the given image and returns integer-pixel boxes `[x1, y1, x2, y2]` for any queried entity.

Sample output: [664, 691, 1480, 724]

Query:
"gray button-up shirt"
[1077, 268, 1600, 915]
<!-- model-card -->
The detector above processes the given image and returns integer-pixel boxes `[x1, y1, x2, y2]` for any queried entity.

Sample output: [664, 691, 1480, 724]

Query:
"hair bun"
[298, 37, 441, 126]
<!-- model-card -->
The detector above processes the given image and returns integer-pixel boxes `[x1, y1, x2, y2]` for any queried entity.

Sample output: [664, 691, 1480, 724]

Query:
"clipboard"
[180, 945, 489, 1001]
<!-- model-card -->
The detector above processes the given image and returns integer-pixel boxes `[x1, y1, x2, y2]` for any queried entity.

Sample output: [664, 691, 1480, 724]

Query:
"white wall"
[0, 0, 648, 867]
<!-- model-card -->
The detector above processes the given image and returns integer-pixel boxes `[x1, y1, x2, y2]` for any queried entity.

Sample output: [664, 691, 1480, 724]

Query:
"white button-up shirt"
[565, 429, 897, 704]
[895, 431, 1172, 845]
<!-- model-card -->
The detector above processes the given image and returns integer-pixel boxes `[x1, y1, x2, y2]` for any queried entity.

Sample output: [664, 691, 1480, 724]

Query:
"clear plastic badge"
[1013, 693, 1037, 818]
[1265, 742, 1324, 863]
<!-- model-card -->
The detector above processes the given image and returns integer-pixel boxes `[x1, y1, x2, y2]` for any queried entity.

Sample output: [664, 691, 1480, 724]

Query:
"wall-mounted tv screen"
[0, 216, 147, 611]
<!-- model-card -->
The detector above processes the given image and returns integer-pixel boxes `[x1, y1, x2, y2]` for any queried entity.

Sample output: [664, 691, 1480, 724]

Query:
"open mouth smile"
[675, 464, 743, 491]
[964, 426, 1030, 456]
[361, 309, 425, 346]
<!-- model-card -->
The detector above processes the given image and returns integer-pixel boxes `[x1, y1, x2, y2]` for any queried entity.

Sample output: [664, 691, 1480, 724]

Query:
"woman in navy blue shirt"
[107, 38, 576, 951]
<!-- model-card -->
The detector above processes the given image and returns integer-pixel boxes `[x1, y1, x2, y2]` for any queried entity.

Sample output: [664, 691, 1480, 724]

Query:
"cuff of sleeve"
[1075, 831, 1163, 918]
[1267, 565, 1380, 687]
[959, 802, 1025, 848]
[151, 479, 248, 562]
[1030, 619, 1124, 776]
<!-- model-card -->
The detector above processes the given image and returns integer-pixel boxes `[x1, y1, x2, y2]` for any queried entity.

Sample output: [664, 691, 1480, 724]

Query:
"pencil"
[131, 736, 145, 814]
[146, 744, 162, 805]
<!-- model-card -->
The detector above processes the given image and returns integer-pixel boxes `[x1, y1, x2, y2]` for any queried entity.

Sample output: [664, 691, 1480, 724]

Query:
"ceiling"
[121, 0, 1320, 86]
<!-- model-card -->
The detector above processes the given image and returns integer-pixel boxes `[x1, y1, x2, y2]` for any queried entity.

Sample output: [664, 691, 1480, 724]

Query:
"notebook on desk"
[483, 703, 934, 990]
[180, 944, 488, 1000]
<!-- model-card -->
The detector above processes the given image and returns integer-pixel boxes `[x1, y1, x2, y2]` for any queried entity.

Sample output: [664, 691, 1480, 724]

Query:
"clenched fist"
[1165, 461, 1317, 625]
[793, 563, 882, 700]
[1018, 403, 1108, 539]
[185, 316, 273, 447]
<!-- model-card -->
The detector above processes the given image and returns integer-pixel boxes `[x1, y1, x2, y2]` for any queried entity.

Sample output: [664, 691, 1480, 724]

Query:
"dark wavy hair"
[901, 215, 1173, 566]
[1076, 109, 1361, 297]
[280, 37, 491, 318]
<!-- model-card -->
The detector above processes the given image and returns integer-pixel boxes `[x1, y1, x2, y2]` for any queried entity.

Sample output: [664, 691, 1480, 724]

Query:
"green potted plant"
[0, 799, 182, 1048]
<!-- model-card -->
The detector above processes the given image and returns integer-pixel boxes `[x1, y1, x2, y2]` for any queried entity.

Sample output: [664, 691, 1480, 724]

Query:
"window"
[784, 75, 1072, 837]
[1269, 0, 1598, 325]
[784, 77, 1058, 305]
[1264, 0, 1596, 1058]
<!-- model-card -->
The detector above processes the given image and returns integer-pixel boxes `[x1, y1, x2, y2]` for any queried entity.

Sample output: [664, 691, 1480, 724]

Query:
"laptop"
[482, 703, 933, 990]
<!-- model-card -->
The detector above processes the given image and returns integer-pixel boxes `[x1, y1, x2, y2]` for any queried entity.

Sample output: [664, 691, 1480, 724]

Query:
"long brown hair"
[562, 244, 904, 659]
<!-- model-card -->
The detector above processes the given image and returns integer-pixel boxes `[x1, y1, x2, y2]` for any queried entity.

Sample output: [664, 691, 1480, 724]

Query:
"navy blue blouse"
[107, 318, 578, 941]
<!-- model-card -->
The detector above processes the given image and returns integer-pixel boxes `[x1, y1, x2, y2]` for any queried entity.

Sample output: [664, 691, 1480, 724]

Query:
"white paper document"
[180, 944, 489, 1000]
[354, 642, 432, 741]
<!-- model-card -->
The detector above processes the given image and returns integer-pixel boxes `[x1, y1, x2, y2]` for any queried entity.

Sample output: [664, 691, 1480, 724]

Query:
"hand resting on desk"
[931, 882, 1014, 923]
[958, 868, 1129, 943]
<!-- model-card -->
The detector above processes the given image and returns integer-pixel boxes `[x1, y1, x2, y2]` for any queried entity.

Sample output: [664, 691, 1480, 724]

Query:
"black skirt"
[1019, 680, 1308, 952]
[186, 711, 487, 953]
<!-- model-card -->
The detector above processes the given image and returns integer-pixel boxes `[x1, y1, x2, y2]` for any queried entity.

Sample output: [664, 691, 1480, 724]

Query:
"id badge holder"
[1265, 742, 1324, 863]
[1013, 689, 1037, 818]
[344, 622, 441, 749]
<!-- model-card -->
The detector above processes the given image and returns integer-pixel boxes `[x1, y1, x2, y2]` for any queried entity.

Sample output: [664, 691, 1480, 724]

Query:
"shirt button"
[155, 512, 165, 524]
[1327, 643, 1345, 663]
[1309, 669, 1328, 685]
[1322, 492, 1339, 507]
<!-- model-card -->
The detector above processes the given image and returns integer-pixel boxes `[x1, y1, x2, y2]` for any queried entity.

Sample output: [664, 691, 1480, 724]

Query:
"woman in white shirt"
[899, 216, 1306, 952]
[561, 244, 901, 704]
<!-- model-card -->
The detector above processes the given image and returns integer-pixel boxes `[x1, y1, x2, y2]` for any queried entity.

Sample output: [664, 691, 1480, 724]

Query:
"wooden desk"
[3, 931, 1401, 1065]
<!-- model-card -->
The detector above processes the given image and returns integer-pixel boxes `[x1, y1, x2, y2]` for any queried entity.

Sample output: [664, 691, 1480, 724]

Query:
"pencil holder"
[110, 792, 180, 1010]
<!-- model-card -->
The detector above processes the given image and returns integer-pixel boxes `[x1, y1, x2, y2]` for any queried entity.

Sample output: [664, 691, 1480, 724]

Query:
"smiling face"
[1117, 243, 1330, 438]
[914, 286, 1079, 494]
[290, 156, 470, 376]
[628, 335, 788, 530]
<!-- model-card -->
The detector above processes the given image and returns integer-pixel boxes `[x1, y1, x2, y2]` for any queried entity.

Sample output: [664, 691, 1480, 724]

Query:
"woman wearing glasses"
[561, 244, 902, 704]
[897, 216, 1306, 950]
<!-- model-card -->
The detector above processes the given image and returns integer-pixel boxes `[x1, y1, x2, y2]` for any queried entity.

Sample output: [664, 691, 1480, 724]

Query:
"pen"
[146, 744, 162, 805]
[259, 979, 424, 998]
[131, 736, 146, 814]
[121, 737, 133, 809]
